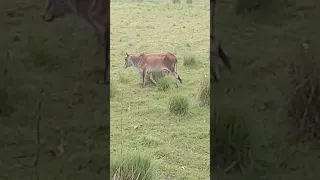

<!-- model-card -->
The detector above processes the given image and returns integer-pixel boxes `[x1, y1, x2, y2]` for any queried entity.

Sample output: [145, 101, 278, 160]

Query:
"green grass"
[110, 151, 154, 180]
[213, 0, 320, 179]
[110, 2, 210, 179]
[0, 0, 109, 179]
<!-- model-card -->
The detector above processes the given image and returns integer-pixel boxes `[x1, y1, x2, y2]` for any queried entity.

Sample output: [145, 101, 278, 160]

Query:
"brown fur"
[124, 53, 182, 88]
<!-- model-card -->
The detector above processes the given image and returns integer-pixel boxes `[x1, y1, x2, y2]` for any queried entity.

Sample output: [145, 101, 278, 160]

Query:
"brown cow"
[124, 52, 183, 88]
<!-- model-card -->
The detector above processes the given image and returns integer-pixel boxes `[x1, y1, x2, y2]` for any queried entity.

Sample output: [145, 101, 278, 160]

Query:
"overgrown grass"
[198, 77, 210, 106]
[287, 41, 320, 142]
[169, 95, 189, 115]
[111, 2, 209, 179]
[183, 53, 197, 67]
[110, 151, 154, 180]
[157, 77, 171, 92]
[211, 106, 253, 172]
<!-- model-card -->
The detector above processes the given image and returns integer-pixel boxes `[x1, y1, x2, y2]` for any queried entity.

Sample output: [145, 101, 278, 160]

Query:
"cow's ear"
[126, 52, 129, 56]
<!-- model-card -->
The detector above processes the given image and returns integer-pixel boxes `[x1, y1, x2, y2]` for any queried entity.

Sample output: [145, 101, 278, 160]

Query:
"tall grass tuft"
[110, 151, 154, 180]
[286, 41, 320, 142]
[157, 77, 171, 92]
[211, 106, 254, 172]
[198, 77, 210, 106]
[183, 53, 197, 67]
[169, 95, 189, 115]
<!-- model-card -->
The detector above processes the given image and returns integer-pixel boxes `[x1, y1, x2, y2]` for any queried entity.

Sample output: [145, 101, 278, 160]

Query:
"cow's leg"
[142, 69, 147, 88]
[149, 73, 157, 85]
[170, 72, 181, 88]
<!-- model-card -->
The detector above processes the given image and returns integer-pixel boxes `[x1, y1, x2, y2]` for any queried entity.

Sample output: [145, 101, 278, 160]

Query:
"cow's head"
[42, 0, 72, 22]
[123, 52, 132, 68]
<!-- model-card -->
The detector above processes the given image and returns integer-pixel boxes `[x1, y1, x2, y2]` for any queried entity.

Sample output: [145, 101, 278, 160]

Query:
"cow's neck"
[129, 56, 142, 71]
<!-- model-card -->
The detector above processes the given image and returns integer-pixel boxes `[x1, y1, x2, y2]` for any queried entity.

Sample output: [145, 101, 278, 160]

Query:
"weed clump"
[110, 151, 154, 180]
[172, 0, 181, 4]
[183, 54, 196, 67]
[169, 95, 189, 115]
[287, 41, 320, 142]
[198, 77, 210, 106]
[211, 107, 253, 172]
[157, 77, 171, 92]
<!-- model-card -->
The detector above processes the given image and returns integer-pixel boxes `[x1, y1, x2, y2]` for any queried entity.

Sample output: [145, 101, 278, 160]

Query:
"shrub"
[110, 151, 154, 180]
[286, 41, 320, 142]
[169, 95, 189, 115]
[186, 0, 192, 4]
[172, 0, 181, 4]
[198, 77, 210, 106]
[211, 107, 254, 172]
[183, 54, 196, 67]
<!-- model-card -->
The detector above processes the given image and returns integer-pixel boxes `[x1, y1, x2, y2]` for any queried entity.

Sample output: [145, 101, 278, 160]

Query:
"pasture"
[110, 1, 210, 179]
[213, 0, 320, 179]
[0, 0, 108, 179]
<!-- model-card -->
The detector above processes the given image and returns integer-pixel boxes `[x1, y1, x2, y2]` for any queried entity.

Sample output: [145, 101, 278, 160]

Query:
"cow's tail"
[175, 58, 182, 84]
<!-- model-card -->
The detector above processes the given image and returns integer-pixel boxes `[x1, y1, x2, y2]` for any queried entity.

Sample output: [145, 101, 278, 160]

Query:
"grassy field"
[0, 0, 109, 179]
[213, 0, 320, 179]
[110, 1, 210, 180]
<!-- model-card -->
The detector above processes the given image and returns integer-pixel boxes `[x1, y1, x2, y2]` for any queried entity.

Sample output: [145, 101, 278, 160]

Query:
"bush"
[110, 151, 154, 180]
[198, 77, 210, 106]
[157, 77, 171, 92]
[211, 107, 254, 172]
[183, 54, 196, 67]
[286, 41, 320, 142]
[186, 0, 192, 4]
[169, 95, 189, 115]
[172, 0, 181, 4]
